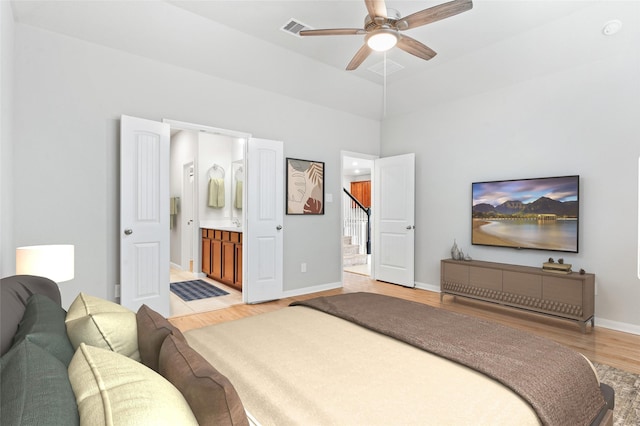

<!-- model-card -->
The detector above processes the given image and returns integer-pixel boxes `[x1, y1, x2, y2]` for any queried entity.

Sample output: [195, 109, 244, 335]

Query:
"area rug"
[593, 362, 640, 426]
[170, 280, 229, 301]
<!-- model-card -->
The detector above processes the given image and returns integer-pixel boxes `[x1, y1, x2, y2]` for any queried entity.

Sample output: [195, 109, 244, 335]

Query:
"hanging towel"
[208, 178, 225, 208]
[169, 197, 179, 229]
[169, 197, 179, 215]
[235, 181, 243, 209]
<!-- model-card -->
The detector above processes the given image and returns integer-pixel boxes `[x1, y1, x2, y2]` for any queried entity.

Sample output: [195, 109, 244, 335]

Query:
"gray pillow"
[1, 275, 60, 356]
[13, 294, 75, 366]
[0, 339, 79, 426]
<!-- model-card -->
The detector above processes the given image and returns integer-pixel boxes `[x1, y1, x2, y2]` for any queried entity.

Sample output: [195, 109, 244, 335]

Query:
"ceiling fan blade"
[402, 0, 473, 30]
[365, 0, 387, 19]
[346, 44, 373, 70]
[299, 28, 363, 37]
[397, 36, 437, 61]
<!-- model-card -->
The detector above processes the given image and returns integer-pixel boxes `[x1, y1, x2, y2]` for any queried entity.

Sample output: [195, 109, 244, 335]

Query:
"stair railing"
[342, 188, 371, 255]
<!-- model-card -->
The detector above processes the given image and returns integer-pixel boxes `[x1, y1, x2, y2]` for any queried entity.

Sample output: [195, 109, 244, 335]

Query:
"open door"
[244, 138, 284, 303]
[120, 115, 171, 316]
[373, 153, 415, 288]
[181, 162, 195, 272]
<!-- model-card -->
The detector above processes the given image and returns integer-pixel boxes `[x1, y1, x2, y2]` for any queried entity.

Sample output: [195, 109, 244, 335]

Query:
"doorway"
[341, 151, 376, 278]
[121, 116, 284, 317]
[168, 122, 248, 316]
[341, 151, 417, 288]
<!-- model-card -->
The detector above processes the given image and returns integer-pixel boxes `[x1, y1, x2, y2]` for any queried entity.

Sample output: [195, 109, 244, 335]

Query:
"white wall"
[0, 1, 15, 276]
[198, 133, 236, 224]
[381, 47, 640, 332]
[12, 24, 379, 308]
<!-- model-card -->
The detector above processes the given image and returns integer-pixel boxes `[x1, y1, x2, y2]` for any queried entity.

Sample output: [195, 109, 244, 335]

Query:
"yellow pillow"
[68, 343, 198, 426]
[65, 293, 140, 361]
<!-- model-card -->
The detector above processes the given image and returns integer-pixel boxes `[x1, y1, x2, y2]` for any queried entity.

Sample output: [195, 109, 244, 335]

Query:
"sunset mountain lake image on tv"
[472, 175, 579, 253]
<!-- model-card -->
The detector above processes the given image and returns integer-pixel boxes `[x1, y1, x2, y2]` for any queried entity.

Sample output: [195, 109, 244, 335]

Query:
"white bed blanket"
[185, 306, 540, 426]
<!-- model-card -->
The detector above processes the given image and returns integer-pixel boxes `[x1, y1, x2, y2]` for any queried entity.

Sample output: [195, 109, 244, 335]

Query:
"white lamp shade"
[366, 30, 398, 52]
[16, 245, 75, 283]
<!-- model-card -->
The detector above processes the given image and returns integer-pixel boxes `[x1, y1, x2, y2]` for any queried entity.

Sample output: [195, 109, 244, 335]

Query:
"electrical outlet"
[301, 263, 307, 273]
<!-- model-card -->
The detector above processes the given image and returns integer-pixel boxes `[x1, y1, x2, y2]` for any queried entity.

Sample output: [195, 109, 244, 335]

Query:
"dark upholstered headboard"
[1, 275, 61, 355]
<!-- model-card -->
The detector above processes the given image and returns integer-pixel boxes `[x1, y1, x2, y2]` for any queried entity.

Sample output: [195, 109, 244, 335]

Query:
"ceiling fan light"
[366, 30, 398, 52]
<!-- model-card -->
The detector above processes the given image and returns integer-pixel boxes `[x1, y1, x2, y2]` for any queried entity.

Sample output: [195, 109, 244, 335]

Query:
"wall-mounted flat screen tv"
[472, 175, 579, 253]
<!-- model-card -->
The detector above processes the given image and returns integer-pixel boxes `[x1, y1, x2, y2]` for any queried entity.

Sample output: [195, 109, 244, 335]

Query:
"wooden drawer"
[442, 262, 469, 285]
[469, 266, 502, 291]
[214, 230, 222, 239]
[503, 271, 542, 299]
[543, 276, 582, 306]
[221, 231, 231, 241]
[202, 229, 208, 238]
[229, 232, 241, 243]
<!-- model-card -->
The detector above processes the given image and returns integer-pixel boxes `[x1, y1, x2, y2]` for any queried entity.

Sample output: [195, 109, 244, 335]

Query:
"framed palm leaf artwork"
[286, 158, 324, 215]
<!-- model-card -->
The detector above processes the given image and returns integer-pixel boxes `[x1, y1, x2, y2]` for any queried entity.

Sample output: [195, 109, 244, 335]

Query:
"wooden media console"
[440, 259, 595, 332]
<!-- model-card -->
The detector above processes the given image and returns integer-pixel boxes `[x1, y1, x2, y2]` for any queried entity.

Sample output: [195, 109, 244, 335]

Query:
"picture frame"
[286, 158, 324, 215]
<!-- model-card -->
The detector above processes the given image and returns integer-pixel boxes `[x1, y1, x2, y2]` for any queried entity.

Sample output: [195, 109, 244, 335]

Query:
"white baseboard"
[170, 262, 182, 270]
[415, 281, 440, 293]
[282, 281, 342, 299]
[594, 318, 640, 336]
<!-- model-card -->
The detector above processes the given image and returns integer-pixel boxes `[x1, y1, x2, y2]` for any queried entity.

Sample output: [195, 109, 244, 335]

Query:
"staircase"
[343, 236, 368, 266]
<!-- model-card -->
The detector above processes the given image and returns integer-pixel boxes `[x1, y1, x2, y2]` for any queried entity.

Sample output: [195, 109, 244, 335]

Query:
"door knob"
[276, 225, 283, 230]
[124, 229, 133, 235]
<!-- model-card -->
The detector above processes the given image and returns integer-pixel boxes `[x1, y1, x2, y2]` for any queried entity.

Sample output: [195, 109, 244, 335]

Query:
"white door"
[245, 138, 284, 303]
[120, 115, 170, 316]
[181, 162, 195, 272]
[373, 153, 415, 287]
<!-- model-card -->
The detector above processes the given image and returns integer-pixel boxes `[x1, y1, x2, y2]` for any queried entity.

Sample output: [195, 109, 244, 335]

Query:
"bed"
[184, 292, 614, 426]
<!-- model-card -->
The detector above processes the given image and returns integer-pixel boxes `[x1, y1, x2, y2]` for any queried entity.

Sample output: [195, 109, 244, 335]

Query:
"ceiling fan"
[299, 0, 473, 70]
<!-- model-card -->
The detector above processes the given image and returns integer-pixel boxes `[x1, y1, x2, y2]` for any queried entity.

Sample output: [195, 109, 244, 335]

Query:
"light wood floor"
[169, 272, 640, 375]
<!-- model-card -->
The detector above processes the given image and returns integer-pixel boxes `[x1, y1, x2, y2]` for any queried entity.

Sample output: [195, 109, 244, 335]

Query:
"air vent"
[368, 59, 404, 76]
[281, 18, 313, 37]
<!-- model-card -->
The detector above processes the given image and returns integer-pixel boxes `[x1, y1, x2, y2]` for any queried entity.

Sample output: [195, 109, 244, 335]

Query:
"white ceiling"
[344, 155, 374, 177]
[10, 1, 638, 120]
[166, 0, 591, 84]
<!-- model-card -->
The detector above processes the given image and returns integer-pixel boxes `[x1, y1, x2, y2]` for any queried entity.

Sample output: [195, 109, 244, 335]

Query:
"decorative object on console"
[543, 259, 572, 274]
[16, 244, 75, 283]
[286, 158, 324, 215]
[450, 239, 460, 259]
[450, 239, 471, 261]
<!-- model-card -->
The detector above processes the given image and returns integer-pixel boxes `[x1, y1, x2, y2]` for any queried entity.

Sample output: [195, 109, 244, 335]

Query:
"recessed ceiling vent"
[368, 59, 404, 76]
[281, 18, 313, 37]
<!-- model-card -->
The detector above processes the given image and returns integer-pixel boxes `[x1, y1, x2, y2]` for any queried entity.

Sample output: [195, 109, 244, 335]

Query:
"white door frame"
[181, 161, 195, 272]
